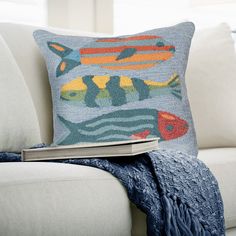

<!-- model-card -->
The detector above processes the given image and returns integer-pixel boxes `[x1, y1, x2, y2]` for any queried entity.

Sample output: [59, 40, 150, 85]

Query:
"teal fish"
[57, 108, 188, 145]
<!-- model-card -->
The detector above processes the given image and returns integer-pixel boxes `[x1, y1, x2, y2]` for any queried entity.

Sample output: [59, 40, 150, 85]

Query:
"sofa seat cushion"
[227, 228, 236, 236]
[0, 162, 131, 236]
[0, 149, 235, 235]
[198, 148, 236, 229]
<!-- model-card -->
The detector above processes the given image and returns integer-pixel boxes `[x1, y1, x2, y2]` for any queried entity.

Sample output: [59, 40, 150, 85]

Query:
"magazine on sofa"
[21, 138, 159, 161]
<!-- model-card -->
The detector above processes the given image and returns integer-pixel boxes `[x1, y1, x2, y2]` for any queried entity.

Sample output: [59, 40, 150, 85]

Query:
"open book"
[21, 138, 159, 161]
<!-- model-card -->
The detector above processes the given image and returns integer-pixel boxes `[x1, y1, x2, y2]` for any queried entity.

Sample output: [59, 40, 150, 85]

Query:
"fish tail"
[56, 58, 80, 77]
[167, 73, 180, 87]
[149, 73, 182, 99]
[47, 42, 80, 77]
[171, 89, 182, 100]
[57, 115, 80, 145]
[167, 74, 182, 100]
[47, 42, 73, 58]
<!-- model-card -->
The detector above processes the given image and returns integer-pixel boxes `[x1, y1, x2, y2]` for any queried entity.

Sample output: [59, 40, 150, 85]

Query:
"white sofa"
[0, 23, 235, 236]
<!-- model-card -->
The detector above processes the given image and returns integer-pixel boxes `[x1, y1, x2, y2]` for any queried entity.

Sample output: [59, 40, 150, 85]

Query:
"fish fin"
[130, 130, 151, 140]
[58, 115, 77, 131]
[56, 58, 81, 77]
[167, 73, 180, 88]
[166, 74, 182, 100]
[57, 115, 81, 145]
[169, 47, 175, 53]
[60, 96, 70, 101]
[156, 41, 165, 47]
[116, 48, 137, 61]
[171, 89, 182, 100]
[47, 41, 73, 58]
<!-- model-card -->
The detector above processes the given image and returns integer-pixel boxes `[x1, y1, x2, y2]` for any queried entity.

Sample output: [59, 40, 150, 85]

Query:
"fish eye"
[166, 125, 174, 131]
[156, 41, 164, 47]
[69, 92, 77, 97]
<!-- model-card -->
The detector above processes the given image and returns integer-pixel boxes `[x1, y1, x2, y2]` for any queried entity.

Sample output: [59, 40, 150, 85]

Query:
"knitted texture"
[0, 149, 225, 235]
[33, 22, 198, 156]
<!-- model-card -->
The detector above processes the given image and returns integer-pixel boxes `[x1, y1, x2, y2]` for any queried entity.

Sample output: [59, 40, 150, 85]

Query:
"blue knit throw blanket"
[0, 149, 225, 235]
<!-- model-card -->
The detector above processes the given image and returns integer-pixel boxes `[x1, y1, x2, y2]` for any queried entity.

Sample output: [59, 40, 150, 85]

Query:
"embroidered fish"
[47, 35, 175, 77]
[57, 108, 188, 145]
[60, 73, 181, 108]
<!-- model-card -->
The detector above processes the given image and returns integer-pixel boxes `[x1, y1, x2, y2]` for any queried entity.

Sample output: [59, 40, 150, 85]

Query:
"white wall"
[0, 0, 235, 35]
[113, 0, 236, 34]
[113, 0, 188, 35]
[0, 0, 47, 26]
[47, 0, 113, 34]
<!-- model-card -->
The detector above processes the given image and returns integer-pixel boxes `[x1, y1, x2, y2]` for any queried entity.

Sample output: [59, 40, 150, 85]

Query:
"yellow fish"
[60, 73, 181, 108]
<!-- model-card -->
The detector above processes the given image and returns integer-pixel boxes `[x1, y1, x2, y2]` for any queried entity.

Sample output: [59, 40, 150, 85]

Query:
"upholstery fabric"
[0, 149, 225, 235]
[227, 229, 236, 236]
[34, 22, 197, 155]
[186, 24, 236, 148]
[0, 162, 131, 236]
[1, 148, 235, 235]
[198, 148, 236, 229]
[0, 36, 41, 152]
[0, 148, 236, 236]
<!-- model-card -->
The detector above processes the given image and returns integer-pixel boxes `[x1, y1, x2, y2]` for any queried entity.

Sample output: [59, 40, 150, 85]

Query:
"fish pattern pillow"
[34, 22, 198, 156]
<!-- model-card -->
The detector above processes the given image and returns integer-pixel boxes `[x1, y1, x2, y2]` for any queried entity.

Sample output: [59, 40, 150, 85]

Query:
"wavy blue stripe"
[78, 124, 154, 136]
[85, 115, 155, 128]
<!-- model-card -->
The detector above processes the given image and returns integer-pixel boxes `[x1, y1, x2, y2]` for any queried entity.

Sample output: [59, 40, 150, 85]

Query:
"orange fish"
[47, 35, 175, 77]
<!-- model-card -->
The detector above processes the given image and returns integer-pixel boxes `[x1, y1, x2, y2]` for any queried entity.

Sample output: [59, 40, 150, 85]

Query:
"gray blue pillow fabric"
[34, 22, 198, 156]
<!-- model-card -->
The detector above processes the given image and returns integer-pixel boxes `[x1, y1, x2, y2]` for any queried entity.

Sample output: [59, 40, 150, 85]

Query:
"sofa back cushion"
[0, 23, 102, 144]
[2, 22, 236, 150]
[0, 35, 41, 151]
[186, 24, 236, 148]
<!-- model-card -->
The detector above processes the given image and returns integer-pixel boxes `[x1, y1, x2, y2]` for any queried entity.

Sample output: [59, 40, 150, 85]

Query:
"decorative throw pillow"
[0, 36, 41, 152]
[34, 22, 197, 156]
